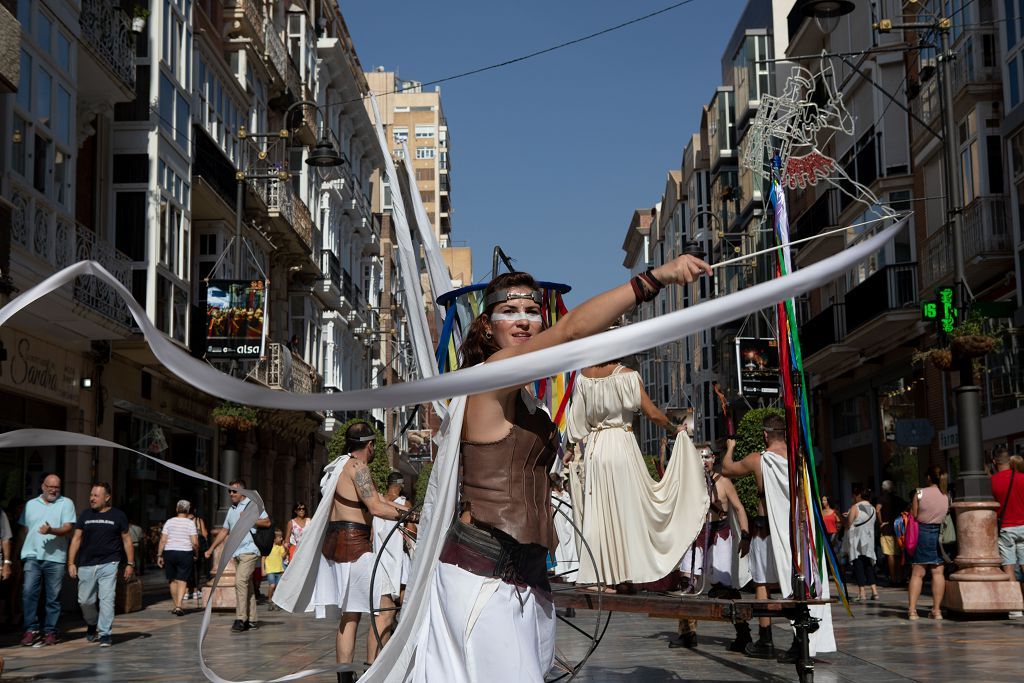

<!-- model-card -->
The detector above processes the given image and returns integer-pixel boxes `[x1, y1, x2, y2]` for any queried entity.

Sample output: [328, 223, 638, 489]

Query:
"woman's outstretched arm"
[490, 254, 711, 363]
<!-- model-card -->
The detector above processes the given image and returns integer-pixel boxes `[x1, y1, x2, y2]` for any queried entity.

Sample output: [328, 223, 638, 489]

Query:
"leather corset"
[461, 395, 558, 551]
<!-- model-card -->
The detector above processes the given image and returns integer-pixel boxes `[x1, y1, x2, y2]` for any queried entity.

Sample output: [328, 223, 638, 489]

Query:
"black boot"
[337, 671, 355, 683]
[776, 638, 809, 665]
[727, 622, 752, 653]
[743, 626, 775, 659]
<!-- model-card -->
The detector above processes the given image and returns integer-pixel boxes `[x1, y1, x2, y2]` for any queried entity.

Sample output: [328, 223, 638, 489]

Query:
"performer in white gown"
[565, 362, 709, 588]
[369, 472, 412, 664]
[414, 257, 712, 682]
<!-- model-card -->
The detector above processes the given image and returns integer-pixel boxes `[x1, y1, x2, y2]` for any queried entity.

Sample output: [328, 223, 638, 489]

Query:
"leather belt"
[439, 519, 550, 592]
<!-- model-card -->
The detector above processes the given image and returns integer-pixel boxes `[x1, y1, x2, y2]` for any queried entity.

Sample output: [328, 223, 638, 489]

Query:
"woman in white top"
[157, 500, 199, 615]
[844, 485, 879, 601]
[565, 361, 708, 589]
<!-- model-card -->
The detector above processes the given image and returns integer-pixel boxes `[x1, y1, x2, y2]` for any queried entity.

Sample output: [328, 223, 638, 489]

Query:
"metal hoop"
[545, 498, 610, 682]
[368, 503, 421, 652]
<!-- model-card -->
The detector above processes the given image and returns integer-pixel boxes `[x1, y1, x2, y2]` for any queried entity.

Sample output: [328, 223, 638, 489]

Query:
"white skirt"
[678, 531, 737, 588]
[311, 551, 375, 617]
[411, 561, 556, 683]
[749, 536, 779, 585]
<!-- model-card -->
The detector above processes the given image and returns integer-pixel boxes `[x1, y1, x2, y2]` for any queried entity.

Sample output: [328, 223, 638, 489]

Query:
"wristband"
[642, 268, 665, 289]
[740, 531, 751, 540]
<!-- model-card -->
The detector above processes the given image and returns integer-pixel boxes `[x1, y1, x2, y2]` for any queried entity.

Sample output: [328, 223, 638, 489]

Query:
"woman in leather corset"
[420, 253, 710, 683]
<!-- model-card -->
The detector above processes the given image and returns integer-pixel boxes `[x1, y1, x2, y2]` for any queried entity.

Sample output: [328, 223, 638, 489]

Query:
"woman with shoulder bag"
[907, 466, 950, 620]
[844, 485, 879, 601]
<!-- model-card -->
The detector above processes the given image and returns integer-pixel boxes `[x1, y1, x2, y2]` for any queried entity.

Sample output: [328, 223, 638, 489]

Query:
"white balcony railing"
[79, 0, 136, 91]
[922, 197, 1011, 287]
[74, 223, 134, 328]
[253, 343, 321, 394]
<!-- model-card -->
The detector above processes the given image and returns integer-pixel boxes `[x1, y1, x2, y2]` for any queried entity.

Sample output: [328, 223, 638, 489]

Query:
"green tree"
[327, 418, 391, 494]
[414, 462, 433, 506]
[731, 407, 786, 519]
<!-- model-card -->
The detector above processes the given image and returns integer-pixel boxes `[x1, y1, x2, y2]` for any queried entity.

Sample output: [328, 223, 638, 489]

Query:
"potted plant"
[212, 402, 259, 432]
[913, 310, 1003, 371]
[131, 5, 150, 34]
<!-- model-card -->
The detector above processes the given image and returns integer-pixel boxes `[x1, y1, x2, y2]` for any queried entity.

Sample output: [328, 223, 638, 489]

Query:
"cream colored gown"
[566, 366, 709, 586]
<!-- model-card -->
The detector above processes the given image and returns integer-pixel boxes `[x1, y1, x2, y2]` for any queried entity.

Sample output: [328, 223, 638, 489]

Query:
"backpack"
[250, 519, 275, 556]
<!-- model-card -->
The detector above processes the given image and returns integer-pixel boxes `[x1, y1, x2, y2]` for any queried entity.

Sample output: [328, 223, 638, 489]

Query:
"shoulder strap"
[998, 472, 1016, 528]
[854, 503, 875, 527]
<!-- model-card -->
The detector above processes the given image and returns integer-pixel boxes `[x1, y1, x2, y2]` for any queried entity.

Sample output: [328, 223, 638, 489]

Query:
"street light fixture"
[306, 137, 347, 168]
[799, 0, 855, 34]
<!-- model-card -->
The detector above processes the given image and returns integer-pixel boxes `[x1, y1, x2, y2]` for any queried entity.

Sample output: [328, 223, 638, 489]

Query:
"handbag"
[940, 513, 957, 544]
[905, 494, 921, 557]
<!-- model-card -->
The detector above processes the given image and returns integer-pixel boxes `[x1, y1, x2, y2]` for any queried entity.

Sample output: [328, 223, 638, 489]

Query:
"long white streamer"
[0, 217, 906, 413]
[400, 139, 453, 306]
[366, 94, 443, 418]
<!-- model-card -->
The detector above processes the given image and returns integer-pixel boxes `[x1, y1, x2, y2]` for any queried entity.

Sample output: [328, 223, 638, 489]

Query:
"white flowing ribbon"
[0, 218, 907, 414]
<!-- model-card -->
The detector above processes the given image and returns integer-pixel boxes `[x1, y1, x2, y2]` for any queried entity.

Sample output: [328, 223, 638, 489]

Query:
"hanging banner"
[204, 279, 266, 358]
[735, 337, 780, 396]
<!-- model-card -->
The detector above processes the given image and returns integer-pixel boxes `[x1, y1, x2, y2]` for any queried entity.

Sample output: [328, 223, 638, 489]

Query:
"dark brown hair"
[925, 464, 945, 487]
[460, 272, 542, 367]
[344, 421, 375, 454]
[763, 414, 786, 434]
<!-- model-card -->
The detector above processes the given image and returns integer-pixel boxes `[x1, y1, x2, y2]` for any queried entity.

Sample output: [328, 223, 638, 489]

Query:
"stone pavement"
[0, 585, 1020, 681]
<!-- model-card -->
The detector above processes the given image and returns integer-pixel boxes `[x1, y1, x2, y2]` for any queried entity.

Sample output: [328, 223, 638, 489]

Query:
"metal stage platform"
[550, 589, 831, 682]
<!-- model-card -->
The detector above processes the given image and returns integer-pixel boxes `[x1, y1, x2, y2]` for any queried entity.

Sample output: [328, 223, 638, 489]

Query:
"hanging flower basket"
[236, 418, 254, 432]
[214, 414, 238, 430]
[929, 348, 954, 370]
[950, 334, 997, 359]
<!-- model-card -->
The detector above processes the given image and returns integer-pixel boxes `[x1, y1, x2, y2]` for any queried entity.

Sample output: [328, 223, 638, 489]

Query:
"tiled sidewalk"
[0, 586, 1020, 681]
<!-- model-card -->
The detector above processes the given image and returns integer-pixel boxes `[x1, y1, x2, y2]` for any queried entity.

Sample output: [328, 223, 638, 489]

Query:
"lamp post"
[216, 101, 346, 524]
[873, 6, 1020, 615]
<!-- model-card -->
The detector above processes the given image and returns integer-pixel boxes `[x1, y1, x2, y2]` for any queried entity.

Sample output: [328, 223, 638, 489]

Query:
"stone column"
[944, 500, 1024, 613]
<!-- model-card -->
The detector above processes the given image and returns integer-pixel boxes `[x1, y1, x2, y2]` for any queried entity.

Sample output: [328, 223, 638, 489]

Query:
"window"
[419, 190, 432, 203]
[959, 111, 980, 204]
[415, 168, 434, 181]
[415, 147, 436, 159]
[392, 127, 408, 143]
[115, 192, 147, 261]
[113, 154, 149, 183]
[12, 114, 27, 176]
[415, 125, 435, 138]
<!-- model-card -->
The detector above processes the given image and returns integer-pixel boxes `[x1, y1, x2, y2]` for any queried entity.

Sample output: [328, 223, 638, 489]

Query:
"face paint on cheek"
[490, 312, 544, 324]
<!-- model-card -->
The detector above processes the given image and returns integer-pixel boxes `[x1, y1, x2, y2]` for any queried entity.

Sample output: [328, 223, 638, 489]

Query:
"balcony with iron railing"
[252, 343, 321, 394]
[801, 303, 848, 359]
[921, 196, 1012, 288]
[73, 223, 134, 329]
[79, 0, 136, 98]
[843, 263, 919, 344]
[223, 0, 265, 54]
[264, 24, 302, 99]
[950, 29, 1001, 95]
[315, 249, 343, 308]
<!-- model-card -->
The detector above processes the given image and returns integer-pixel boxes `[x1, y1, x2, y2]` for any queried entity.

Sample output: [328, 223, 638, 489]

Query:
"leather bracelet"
[643, 268, 665, 288]
[629, 277, 645, 306]
[636, 275, 659, 303]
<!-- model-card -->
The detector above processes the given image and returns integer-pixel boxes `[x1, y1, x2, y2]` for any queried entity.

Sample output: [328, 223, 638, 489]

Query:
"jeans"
[77, 562, 119, 637]
[23, 559, 65, 634]
[852, 555, 877, 587]
[234, 553, 260, 622]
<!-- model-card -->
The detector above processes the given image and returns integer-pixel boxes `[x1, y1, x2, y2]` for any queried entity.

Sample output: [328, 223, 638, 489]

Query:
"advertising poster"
[205, 280, 266, 358]
[735, 337, 780, 396]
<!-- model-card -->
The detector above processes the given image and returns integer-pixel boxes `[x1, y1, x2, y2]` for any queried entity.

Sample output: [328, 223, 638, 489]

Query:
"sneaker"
[1009, 610, 1024, 619]
[231, 619, 249, 633]
[41, 632, 58, 647]
[245, 621, 259, 630]
[744, 639, 775, 659]
[99, 635, 112, 648]
[19, 630, 39, 647]
[86, 625, 98, 642]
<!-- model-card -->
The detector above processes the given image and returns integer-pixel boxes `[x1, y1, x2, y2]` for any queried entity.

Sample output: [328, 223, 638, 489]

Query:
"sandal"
[908, 609, 919, 621]
[929, 611, 943, 620]
[172, 607, 185, 616]
[871, 592, 880, 600]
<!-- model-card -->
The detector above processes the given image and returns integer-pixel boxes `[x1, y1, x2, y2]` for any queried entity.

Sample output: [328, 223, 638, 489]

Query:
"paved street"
[0, 581, 1019, 682]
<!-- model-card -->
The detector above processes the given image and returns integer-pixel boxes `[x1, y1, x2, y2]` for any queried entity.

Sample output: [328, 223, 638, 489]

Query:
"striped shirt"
[162, 516, 197, 551]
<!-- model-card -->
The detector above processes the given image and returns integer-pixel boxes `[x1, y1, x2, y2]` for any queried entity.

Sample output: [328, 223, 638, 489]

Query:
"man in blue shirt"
[205, 480, 269, 632]
[67, 482, 135, 647]
[19, 473, 76, 647]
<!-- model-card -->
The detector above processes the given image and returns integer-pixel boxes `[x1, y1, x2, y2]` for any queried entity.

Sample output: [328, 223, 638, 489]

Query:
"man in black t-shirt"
[875, 480, 908, 586]
[67, 483, 135, 647]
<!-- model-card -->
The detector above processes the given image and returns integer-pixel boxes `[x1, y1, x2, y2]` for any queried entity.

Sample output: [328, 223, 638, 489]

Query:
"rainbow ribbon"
[770, 175, 852, 616]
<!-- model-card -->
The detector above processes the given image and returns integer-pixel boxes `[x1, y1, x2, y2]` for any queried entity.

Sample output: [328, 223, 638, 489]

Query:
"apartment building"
[365, 68, 452, 245]
[0, 0, 392, 530]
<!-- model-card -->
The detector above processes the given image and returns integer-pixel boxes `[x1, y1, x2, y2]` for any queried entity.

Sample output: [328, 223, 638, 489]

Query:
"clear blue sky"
[342, 0, 744, 305]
